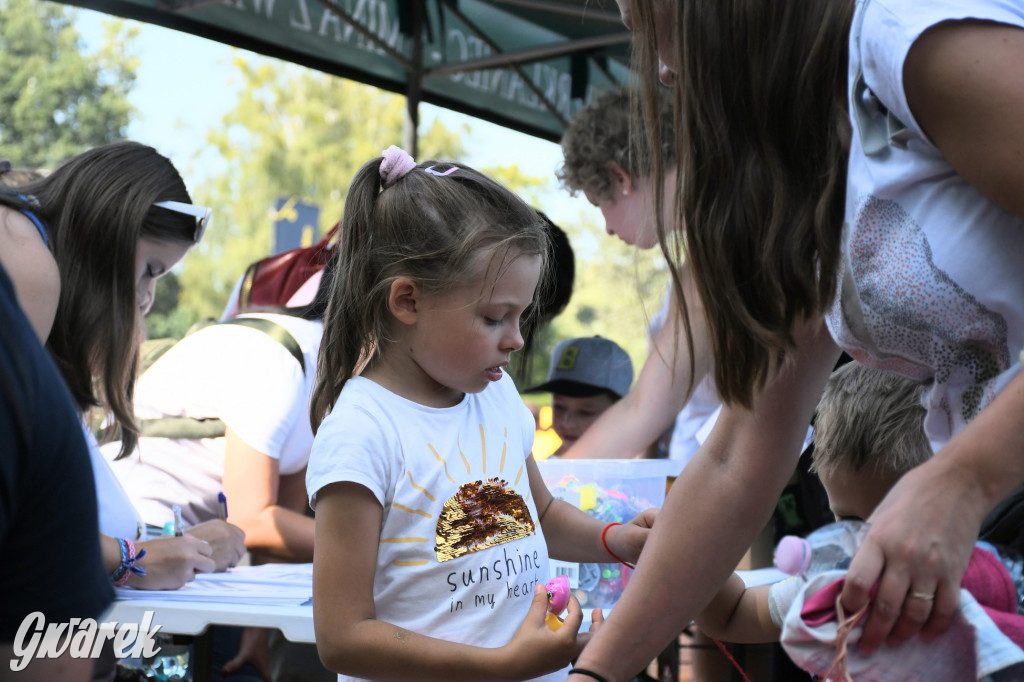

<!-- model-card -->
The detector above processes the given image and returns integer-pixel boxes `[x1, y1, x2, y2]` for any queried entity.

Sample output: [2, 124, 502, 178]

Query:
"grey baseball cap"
[525, 336, 633, 398]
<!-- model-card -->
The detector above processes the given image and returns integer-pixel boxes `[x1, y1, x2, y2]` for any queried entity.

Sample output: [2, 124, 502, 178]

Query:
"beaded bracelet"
[111, 538, 147, 586]
[600, 522, 635, 569]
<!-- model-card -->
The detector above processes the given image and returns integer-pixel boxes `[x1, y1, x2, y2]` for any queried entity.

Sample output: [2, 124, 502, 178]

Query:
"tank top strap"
[18, 206, 48, 248]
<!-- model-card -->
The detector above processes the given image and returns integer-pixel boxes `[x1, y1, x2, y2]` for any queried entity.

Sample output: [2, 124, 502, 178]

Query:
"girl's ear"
[388, 277, 419, 325]
[605, 161, 634, 197]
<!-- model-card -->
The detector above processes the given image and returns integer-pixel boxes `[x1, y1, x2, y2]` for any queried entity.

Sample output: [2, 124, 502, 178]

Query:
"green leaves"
[0, 0, 135, 167]
[165, 58, 467, 333]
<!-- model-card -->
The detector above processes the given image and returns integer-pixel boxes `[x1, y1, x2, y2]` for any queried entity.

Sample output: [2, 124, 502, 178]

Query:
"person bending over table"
[568, 2, 1024, 681]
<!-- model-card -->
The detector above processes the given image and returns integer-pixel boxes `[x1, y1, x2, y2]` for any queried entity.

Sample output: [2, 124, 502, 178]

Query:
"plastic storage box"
[537, 459, 675, 609]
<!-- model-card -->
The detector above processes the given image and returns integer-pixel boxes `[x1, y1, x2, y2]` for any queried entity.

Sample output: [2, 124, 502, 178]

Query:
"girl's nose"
[137, 280, 156, 315]
[504, 326, 524, 352]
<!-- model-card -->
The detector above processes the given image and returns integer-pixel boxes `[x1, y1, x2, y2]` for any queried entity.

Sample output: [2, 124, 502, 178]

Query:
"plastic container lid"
[774, 535, 812, 575]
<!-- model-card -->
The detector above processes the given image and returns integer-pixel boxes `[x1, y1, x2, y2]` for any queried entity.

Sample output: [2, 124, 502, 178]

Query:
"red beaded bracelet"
[600, 522, 634, 569]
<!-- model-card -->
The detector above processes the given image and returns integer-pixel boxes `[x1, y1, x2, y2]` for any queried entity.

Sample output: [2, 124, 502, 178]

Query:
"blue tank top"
[9, 201, 48, 248]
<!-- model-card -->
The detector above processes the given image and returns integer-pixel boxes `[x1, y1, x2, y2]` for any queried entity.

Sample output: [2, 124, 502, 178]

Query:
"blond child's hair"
[812, 362, 931, 479]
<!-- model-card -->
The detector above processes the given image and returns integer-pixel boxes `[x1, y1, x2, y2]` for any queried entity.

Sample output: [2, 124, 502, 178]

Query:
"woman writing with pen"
[1, 145, 247, 681]
[0, 145, 245, 592]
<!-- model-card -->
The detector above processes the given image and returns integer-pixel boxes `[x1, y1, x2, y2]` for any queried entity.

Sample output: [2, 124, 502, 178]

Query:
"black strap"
[136, 317, 305, 440]
[569, 669, 612, 682]
[220, 317, 305, 375]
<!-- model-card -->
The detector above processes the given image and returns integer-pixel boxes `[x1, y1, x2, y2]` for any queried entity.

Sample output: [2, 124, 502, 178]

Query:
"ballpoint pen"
[172, 504, 184, 537]
[218, 491, 229, 521]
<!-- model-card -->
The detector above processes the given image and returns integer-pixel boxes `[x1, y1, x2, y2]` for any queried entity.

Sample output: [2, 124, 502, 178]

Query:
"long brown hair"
[632, 0, 853, 407]
[310, 157, 549, 433]
[15, 141, 196, 457]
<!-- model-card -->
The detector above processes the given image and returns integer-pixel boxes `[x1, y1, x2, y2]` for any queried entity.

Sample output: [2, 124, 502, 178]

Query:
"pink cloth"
[964, 547, 1024, 648]
[778, 547, 1024, 680]
[799, 547, 1024, 647]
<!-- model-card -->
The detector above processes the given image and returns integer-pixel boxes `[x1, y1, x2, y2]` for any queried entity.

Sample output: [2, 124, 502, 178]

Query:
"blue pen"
[218, 491, 229, 521]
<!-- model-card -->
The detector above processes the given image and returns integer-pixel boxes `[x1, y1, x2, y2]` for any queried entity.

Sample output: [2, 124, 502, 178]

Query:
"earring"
[622, 189, 628, 196]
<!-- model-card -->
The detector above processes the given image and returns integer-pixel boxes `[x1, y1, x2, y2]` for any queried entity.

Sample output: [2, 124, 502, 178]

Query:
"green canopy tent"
[55, 0, 633, 152]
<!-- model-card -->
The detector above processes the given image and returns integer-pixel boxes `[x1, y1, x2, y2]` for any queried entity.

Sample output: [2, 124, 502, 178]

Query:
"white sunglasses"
[154, 200, 213, 243]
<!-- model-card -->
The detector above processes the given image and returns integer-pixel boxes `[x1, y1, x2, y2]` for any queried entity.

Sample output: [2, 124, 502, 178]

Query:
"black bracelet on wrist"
[569, 668, 612, 682]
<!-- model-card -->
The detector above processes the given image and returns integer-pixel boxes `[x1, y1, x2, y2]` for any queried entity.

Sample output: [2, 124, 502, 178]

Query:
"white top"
[828, 0, 1024, 446]
[84, 423, 144, 540]
[306, 372, 567, 682]
[647, 288, 722, 464]
[105, 313, 323, 526]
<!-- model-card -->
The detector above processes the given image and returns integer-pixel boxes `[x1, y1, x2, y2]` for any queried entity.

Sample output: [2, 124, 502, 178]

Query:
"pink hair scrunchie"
[379, 145, 416, 188]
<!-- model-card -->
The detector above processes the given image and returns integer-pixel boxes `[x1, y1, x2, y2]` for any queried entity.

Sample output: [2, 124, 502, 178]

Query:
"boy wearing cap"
[526, 336, 634, 458]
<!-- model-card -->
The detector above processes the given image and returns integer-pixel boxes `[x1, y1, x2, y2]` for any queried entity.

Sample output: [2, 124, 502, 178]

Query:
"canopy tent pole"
[403, 0, 425, 158]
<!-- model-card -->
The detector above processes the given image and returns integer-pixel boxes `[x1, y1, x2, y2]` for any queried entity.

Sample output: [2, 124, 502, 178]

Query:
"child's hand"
[609, 507, 658, 565]
[501, 584, 583, 678]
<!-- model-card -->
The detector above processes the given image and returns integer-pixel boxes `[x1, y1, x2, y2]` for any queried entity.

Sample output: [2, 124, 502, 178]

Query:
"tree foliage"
[0, 0, 137, 168]
[523, 213, 671, 389]
[158, 57, 468, 334]
[148, 53, 668, 372]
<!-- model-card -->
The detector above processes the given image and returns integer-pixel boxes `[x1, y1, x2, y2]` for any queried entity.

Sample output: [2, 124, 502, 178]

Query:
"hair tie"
[379, 145, 416, 187]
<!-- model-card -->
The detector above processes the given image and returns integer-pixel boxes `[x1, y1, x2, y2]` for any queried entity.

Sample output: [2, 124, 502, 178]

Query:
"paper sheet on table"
[115, 563, 313, 605]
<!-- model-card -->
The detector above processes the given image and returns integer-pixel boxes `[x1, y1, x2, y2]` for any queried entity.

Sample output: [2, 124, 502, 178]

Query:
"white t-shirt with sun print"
[307, 372, 568, 682]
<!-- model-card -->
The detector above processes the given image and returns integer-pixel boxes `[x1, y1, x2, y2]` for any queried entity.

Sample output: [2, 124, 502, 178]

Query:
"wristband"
[600, 522, 634, 569]
[111, 538, 147, 586]
[569, 668, 612, 682]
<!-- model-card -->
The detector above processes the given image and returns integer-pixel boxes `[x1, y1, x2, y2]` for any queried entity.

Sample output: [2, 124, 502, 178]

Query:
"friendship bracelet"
[111, 538, 147, 586]
[600, 522, 635, 569]
[569, 668, 612, 682]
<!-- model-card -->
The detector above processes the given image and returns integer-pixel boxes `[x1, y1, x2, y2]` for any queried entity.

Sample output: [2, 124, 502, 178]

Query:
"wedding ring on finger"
[908, 590, 935, 602]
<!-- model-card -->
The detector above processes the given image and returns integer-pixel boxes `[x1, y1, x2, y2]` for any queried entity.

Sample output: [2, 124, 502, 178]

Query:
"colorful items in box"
[550, 475, 656, 608]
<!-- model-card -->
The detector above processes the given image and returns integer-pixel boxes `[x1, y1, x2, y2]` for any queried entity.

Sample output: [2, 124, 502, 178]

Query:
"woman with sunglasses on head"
[562, 2, 1024, 681]
[0, 143, 245, 602]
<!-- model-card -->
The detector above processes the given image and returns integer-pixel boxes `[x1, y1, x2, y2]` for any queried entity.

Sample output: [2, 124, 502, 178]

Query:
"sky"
[71, 7, 602, 232]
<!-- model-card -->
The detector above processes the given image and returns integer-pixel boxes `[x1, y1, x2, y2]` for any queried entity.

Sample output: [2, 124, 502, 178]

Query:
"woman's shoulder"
[860, 0, 1024, 95]
[0, 205, 60, 341]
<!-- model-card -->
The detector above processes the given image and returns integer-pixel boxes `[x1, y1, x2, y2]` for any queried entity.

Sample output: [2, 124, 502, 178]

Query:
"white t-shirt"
[306, 372, 567, 682]
[85, 423, 144, 540]
[829, 0, 1024, 446]
[105, 313, 323, 526]
[647, 289, 722, 465]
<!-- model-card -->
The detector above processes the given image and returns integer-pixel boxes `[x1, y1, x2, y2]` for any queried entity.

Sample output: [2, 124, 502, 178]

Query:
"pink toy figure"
[545, 575, 571, 631]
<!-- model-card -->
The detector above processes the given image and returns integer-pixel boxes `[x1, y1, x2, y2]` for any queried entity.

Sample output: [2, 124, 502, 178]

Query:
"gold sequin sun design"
[434, 478, 536, 562]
